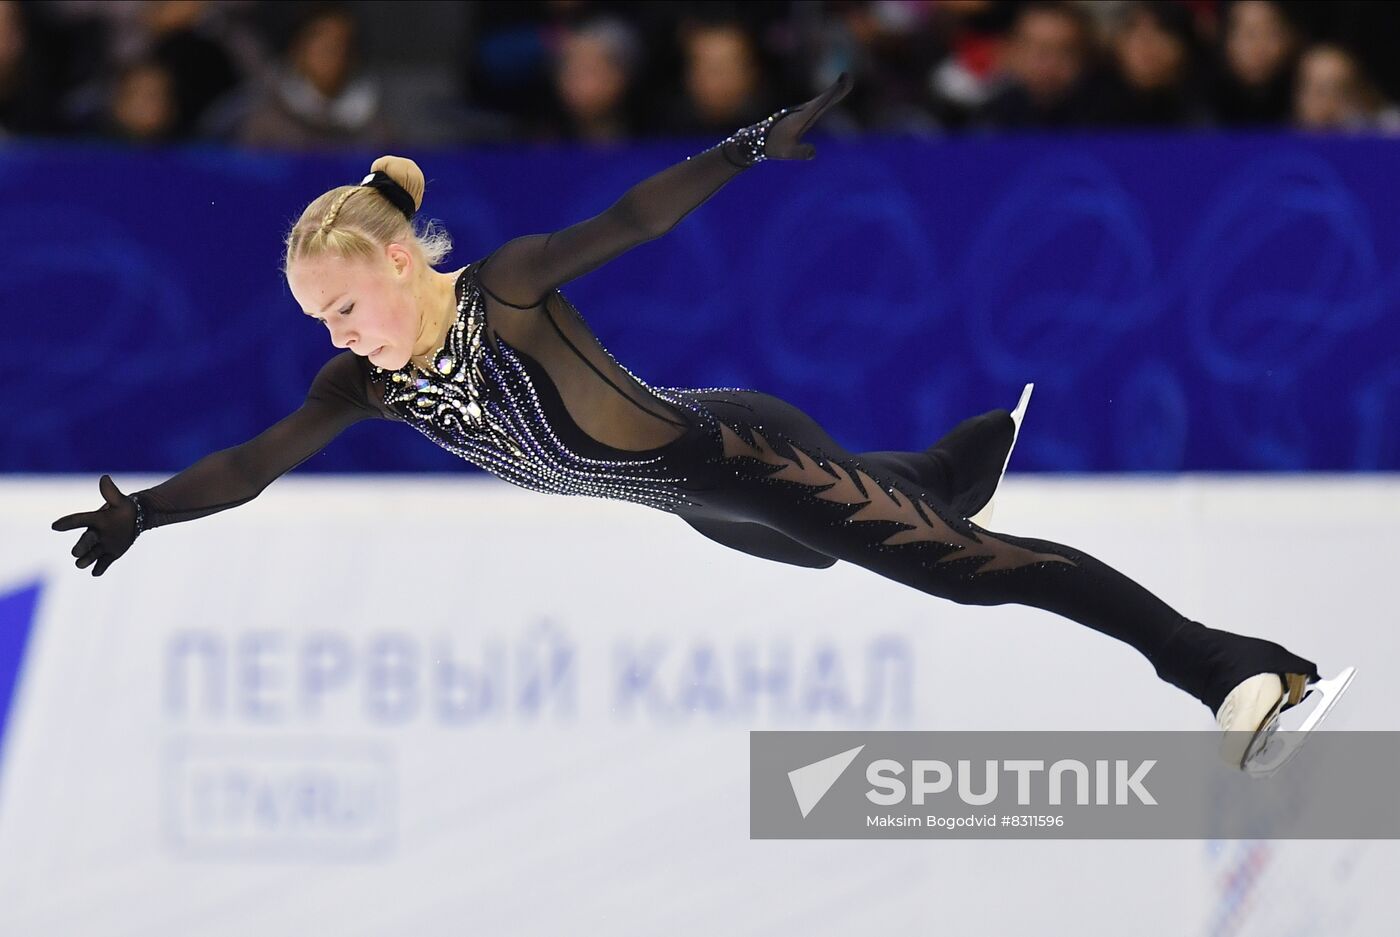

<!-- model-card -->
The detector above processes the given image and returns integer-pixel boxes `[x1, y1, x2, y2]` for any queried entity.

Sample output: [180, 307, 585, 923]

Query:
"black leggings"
[670, 389, 1319, 715]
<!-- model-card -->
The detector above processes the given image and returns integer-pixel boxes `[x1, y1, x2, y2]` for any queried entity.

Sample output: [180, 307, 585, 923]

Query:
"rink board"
[0, 476, 1396, 934]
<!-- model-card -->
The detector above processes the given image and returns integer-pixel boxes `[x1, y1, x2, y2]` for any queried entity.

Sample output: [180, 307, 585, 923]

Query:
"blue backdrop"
[6, 132, 1399, 474]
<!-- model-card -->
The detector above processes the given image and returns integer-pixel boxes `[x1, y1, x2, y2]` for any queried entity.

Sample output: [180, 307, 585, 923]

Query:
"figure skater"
[51, 73, 1353, 775]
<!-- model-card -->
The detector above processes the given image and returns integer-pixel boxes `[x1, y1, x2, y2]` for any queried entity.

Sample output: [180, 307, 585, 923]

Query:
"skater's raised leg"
[691, 389, 1323, 720]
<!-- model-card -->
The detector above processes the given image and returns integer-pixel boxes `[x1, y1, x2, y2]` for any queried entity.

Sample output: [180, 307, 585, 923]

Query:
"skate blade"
[1242, 666, 1357, 778]
[1009, 382, 1034, 436]
[968, 383, 1033, 528]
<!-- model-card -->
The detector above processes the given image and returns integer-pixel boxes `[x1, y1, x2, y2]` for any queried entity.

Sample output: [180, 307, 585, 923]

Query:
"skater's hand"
[762, 72, 853, 161]
[51, 475, 139, 577]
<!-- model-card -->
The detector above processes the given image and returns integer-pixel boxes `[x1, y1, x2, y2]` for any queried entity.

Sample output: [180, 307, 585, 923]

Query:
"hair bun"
[369, 155, 426, 212]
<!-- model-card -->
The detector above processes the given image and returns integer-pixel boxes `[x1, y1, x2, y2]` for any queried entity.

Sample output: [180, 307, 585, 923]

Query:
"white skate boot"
[968, 383, 1033, 528]
[1215, 666, 1357, 778]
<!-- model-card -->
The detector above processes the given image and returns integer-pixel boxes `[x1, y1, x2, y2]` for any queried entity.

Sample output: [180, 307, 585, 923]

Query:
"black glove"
[51, 474, 142, 577]
[718, 71, 854, 166]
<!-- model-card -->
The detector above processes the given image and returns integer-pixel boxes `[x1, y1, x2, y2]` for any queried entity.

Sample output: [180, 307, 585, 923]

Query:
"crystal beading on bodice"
[368, 268, 726, 512]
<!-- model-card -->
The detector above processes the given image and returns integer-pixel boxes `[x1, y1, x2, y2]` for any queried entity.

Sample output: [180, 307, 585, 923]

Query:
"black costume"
[54, 75, 1319, 716]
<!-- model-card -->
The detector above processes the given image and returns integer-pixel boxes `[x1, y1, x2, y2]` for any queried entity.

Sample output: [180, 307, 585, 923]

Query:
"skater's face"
[288, 243, 426, 368]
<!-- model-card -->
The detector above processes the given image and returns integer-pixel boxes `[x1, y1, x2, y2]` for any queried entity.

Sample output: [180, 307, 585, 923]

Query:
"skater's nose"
[328, 321, 358, 350]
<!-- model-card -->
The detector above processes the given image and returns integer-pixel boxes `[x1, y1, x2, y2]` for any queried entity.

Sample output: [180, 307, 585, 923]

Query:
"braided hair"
[282, 155, 452, 276]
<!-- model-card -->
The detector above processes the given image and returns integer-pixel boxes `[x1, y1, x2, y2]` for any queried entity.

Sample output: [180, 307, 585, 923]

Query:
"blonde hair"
[282, 155, 453, 276]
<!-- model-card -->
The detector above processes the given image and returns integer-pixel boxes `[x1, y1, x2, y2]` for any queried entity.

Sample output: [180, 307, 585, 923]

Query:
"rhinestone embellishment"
[368, 267, 729, 512]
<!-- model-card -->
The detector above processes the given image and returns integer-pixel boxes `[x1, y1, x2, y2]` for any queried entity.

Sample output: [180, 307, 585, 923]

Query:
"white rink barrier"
[1, 475, 1397, 936]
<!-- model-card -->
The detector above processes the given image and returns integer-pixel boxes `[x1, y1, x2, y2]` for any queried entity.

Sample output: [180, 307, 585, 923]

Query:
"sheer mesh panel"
[713, 418, 1073, 574]
[478, 286, 691, 453]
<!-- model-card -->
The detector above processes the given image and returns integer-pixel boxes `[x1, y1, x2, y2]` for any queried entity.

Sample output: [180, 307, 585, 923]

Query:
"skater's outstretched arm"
[51, 350, 383, 576]
[476, 72, 853, 310]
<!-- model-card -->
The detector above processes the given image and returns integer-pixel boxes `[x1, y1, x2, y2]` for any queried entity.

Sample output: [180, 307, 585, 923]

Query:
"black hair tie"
[359, 171, 416, 221]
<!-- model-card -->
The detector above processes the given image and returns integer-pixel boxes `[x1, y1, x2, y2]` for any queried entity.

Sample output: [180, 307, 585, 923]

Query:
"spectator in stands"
[239, 2, 395, 149]
[104, 58, 179, 143]
[0, 0, 61, 137]
[32, 0, 253, 140]
[549, 16, 645, 144]
[1097, 0, 1210, 127]
[976, 1, 1099, 130]
[457, 3, 678, 143]
[16, 0, 1400, 147]
[925, 0, 1018, 130]
[459, 1, 576, 140]
[664, 18, 778, 137]
[139, 0, 243, 138]
[797, 0, 940, 134]
[1293, 43, 1400, 133]
[1208, 0, 1299, 125]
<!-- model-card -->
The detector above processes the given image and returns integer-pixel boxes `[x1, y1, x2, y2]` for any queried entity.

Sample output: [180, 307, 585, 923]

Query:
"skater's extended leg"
[690, 390, 1320, 714]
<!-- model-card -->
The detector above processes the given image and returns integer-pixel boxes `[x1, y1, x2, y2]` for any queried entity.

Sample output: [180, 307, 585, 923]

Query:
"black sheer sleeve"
[53, 351, 393, 576]
[473, 140, 751, 310]
[130, 350, 386, 529]
[475, 72, 854, 310]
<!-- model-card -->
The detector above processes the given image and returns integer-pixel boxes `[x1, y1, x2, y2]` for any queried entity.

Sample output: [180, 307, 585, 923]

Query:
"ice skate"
[968, 383, 1033, 527]
[1215, 666, 1356, 778]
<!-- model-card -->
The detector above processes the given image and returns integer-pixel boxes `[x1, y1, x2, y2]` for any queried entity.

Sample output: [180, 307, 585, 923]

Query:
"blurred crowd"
[3, 0, 1400, 150]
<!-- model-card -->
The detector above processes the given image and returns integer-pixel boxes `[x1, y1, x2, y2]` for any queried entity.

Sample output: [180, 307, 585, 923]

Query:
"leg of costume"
[666, 389, 1319, 715]
[684, 408, 1017, 571]
[857, 407, 1016, 520]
